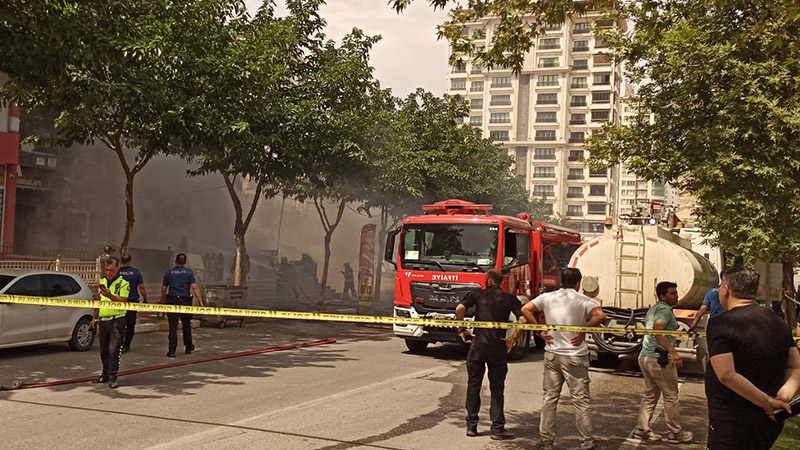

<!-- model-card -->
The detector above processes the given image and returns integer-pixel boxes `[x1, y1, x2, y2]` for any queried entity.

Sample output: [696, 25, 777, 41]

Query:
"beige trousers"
[540, 352, 595, 449]
[636, 355, 682, 434]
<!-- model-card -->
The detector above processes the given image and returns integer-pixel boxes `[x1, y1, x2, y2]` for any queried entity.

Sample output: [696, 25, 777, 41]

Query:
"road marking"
[142, 364, 457, 450]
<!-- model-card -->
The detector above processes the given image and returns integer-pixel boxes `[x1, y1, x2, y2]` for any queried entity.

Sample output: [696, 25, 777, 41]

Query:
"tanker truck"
[569, 224, 718, 373]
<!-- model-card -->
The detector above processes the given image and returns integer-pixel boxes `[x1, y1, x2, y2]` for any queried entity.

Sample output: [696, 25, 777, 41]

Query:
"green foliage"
[587, 0, 800, 263]
[389, 0, 616, 73]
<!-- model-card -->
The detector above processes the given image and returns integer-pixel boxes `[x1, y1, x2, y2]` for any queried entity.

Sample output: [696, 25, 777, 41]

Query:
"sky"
[244, 0, 450, 97]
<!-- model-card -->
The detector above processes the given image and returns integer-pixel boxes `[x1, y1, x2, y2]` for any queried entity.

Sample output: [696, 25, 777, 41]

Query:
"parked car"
[0, 269, 95, 351]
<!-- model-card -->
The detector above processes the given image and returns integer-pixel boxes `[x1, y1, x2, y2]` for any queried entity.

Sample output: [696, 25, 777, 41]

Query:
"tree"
[364, 89, 539, 300]
[186, 1, 324, 286]
[289, 29, 396, 304]
[389, 0, 616, 73]
[585, 0, 800, 325]
[0, 0, 246, 254]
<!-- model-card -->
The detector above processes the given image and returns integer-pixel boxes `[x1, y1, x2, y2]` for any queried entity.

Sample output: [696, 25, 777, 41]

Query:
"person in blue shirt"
[119, 254, 148, 353]
[161, 253, 205, 358]
[689, 285, 725, 331]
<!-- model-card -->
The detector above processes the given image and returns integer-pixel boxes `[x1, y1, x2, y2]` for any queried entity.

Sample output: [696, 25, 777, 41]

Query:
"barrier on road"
[0, 293, 711, 338]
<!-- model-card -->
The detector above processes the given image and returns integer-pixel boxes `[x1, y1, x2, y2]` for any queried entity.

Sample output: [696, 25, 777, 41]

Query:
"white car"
[0, 269, 95, 351]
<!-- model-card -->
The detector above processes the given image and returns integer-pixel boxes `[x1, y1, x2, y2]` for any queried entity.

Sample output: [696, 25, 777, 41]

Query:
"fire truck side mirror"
[384, 227, 401, 267]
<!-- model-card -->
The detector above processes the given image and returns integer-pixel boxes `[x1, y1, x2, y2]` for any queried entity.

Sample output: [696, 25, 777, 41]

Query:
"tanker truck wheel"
[405, 339, 428, 353]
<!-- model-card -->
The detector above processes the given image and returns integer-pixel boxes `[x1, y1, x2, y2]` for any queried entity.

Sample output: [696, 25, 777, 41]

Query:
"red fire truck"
[384, 199, 582, 357]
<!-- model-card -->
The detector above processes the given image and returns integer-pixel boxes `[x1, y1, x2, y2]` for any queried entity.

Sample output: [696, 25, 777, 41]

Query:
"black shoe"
[92, 376, 108, 384]
[108, 380, 119, 389]
[167, 351, 176, 358]
[185, 345, 195, 355]
[466, 427, 478, 437]
[121, 346, 130, 353]
[490, 429, 515, 440]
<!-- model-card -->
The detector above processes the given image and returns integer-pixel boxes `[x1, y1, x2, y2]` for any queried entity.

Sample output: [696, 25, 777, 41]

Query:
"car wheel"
[68, 317, 95, 351]
[404, 339, 428, 352]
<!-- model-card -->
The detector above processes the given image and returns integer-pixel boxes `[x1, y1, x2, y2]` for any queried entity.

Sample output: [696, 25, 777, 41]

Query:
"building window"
[469, 115, 483, 126]
[574, 22, 590, 34]
[533, 166, 556, 178]
[470, 98, 484, 109]
[567, 205, 583, 217]
[569, 113, 586, 125]
[537, 75, 559, 86]
[490, 94, 511, 105]
[471, 63, 483, 74]
[595, 38, 609, 48]
[568, 168, 584, 179]
[450, 78, 466, 90]
[572, 59, 588, 70]
[534, 148, 556, 160]
[593, 72, 611, 85]
[589, 185, 606, 196]
[535, 111, 557, 123]
[596, 19, 614, 29]
[490, 130, 510, 141]
[539, 38, 560, 50]
[538, 57, 559, 68]
[452, 61, 467, 73]
[590, 167, 608, 177]
[491, 76, 512, 87]
[455, 116, 464, 124]
[592, 92, 611, 103]
[533, 184, 555, 197]
[569, 131, 585, 143]
[591, 110, 610, 122]
[535, 130, 557, 141]
[537, 93, 558, 105]
[470, 81, 484, 92]
[567, 186, 583, 198]
[568, 150, 584, 161]
[490, 112, 511, 123]
[542, 22, 562, 32]
[570, 95, 587, 107]
[571, 77, 588, 88]
[587, 203, 607, 215]
[573, 40, 589, 52]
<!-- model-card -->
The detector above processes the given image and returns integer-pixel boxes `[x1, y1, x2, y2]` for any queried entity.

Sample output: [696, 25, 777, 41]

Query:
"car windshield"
[0, 275, 16, 291]
[401, 224, 498, 267]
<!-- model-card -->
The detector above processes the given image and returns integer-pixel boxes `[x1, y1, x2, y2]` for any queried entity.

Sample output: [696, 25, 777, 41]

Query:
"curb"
[135, 319, 200, 333]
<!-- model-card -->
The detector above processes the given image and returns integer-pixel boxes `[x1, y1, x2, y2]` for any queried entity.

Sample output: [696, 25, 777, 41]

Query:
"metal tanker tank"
[570, 225, 719, 310]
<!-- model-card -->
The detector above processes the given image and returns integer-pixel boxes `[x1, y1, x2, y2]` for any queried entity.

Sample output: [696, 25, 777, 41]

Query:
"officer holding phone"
[90, 257, 130, 389]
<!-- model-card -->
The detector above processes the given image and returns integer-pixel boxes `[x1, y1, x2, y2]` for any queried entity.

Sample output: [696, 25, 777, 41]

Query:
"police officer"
[119, 254, 148, 353]
[161, 253, 205, 357]
[91, 257, 130, 389]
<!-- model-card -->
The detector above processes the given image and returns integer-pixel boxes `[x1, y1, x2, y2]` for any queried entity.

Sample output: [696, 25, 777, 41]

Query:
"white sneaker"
[665, 431, 693, 444]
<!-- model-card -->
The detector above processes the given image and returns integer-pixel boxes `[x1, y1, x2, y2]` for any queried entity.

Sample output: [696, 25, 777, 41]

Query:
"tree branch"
[242, 177, 266, 232]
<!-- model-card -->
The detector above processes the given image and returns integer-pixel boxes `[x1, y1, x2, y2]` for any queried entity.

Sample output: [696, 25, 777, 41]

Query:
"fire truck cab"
[384, 199, 581, 356]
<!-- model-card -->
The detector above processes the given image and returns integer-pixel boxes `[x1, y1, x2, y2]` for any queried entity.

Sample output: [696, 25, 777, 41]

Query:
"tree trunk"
[120, 172, 135, 255]
[313, 197, 348, 305]
[234, 232, 246, 287]
[782, 260, 796, 329]
[320, 233, 332, 304]
[373, 207, 389, 303]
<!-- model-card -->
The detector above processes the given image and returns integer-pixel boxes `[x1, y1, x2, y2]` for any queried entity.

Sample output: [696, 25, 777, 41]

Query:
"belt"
[167, 295, 192, 300]
[98, 314, 126, 321]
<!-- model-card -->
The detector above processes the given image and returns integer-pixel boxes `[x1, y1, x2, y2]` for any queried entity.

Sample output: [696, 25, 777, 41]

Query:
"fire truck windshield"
[400, 224, 498, 268]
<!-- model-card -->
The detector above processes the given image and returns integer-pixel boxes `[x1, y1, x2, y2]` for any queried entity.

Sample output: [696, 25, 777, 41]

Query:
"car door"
[0, 275, 46, 345]
[44, 274, 83, 339]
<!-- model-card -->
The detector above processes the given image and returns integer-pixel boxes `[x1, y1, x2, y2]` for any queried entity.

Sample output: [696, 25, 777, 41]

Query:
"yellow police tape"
[0, 293, 711, 338]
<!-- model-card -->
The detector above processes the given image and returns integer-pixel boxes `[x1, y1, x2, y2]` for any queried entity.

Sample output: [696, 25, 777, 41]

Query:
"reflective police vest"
[98, 275, 131, 317]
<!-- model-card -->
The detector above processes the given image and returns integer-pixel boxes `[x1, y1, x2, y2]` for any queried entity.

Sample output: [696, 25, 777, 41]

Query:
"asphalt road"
[0, 319, 710, 449]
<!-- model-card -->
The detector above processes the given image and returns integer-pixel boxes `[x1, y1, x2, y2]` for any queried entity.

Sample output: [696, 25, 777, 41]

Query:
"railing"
[0, 259, 100, 287]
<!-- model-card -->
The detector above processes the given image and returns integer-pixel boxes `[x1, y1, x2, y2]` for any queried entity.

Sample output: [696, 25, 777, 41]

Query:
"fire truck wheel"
[405, 339, 428, 352]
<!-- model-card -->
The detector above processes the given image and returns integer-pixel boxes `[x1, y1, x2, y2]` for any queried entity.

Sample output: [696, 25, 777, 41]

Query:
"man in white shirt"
[521, 268, 606, 450]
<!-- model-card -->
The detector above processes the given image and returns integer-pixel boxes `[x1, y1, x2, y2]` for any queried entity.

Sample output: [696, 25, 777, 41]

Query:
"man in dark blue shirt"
[161, 253, 205, 357]
[119, 254, 148, 353]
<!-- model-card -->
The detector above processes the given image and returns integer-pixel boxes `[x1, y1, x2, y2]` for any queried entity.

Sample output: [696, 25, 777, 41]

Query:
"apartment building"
[616, 96, 676, 217]
[447, 13, 624, 234]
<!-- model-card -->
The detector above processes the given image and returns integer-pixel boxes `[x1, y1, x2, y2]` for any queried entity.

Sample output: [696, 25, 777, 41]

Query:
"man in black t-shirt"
[705, 265, 800, 449]
[456, 269, 523, 440]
